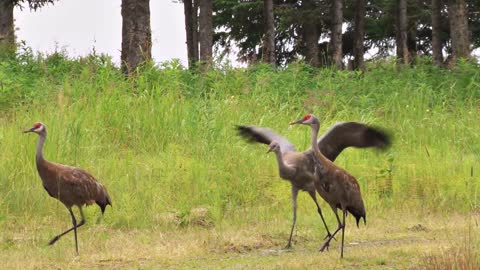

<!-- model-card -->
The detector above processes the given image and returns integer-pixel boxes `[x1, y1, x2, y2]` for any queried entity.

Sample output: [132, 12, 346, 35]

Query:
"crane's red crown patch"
[33, 122, 42, 128]
[302, 114, 312, 121]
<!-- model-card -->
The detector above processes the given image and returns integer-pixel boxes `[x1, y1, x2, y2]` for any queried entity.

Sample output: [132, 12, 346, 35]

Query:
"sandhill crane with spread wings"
[24, 122, 111, 255]
[291, 114, 372, 258]
[237, 118, 390, 249]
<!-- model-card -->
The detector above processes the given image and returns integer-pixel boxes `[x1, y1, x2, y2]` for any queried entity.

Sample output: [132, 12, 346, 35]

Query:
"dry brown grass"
[1, 211, 479, 269]
[421, 248, 480, 270]
[418, 228, 480, 270]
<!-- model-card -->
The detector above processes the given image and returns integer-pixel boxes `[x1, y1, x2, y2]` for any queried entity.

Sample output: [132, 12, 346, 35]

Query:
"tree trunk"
[121, 0, 152, 74]
[407, 21, 417, 64]
[192, 0, 199, 64]
[431, 0, 443, 66]
[395, 0, 409, 65]
[184, 0, 199, 69]
[262, 0, 275, 66]
[0, 0, 15, 53]
[353, 0, 365, 71]
[447, 0, 470, 62]
[330, 0, 343, 69]
[304, 24, 320, 67]
[303, 0, 320, 67]
[199, 0, 213, 67]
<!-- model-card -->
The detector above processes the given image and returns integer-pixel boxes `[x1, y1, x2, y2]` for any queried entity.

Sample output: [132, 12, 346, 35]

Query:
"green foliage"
[212, 0, 479, 64]
[13, 0, 57, 10]
[214, 0, 264, 61]
[0, 51, 479, 230]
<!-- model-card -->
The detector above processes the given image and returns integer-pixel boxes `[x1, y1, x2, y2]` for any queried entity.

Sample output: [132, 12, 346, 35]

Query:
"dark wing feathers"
[236, 125, 296, 154]
[317, 122, 391, 161]
[237, 122, 391, 161]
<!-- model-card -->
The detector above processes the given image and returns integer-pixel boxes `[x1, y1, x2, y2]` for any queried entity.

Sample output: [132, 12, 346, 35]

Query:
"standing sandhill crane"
[237, 119, 389, 249]
[291, 114, 368, 258]
[24, 122, 111, 255]
[265, 140, 332, 249]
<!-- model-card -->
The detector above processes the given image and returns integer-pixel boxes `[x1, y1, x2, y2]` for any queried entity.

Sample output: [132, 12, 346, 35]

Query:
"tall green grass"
[0, 50, 479, 230]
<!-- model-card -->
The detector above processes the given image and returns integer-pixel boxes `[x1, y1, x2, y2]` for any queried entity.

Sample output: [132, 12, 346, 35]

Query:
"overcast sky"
[14, 0, 188, 65]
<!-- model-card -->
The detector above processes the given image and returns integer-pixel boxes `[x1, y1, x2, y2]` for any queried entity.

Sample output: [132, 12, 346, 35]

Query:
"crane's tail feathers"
[97, 197, 111, 215]
[96, 187, 112, 215]
[354, 215, 366, 228]
[348, 206, 366, 228]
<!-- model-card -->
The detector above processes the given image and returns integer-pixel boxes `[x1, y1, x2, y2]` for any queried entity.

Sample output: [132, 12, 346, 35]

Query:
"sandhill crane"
[237, 119, 389, 249]
[266, 140, 332, 249]
[291, 114, 368, 258]
[24, 122, 111, 255]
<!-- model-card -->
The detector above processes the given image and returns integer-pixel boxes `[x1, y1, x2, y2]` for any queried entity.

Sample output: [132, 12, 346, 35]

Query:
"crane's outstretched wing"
[316, 122, 391, 161]
[236, 125, 296, 154]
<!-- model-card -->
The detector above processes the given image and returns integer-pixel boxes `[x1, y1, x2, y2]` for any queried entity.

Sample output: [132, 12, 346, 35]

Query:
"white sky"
[14, 0, 188, 65]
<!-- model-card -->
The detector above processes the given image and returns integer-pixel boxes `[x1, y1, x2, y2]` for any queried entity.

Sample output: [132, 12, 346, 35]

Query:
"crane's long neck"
[311, 123, 329, 164]
[36, 132, 46, 164]
[274, 150, 295, 179]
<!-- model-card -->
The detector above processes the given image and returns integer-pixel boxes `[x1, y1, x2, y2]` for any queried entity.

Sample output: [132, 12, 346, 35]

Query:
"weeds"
[0, 48, 480, 269]
[0, 49, 479, 230]
[421, 237, 480, 270]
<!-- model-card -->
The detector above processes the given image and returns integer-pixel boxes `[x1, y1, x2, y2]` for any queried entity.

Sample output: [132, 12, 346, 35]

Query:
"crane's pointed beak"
[266, 145, 275, 153]
[290, 119, 303, 125]
[23, 128, 34, 133]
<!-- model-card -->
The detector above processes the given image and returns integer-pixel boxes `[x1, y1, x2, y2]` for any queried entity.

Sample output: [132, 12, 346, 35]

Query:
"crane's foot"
[319, 240, 330, 252]
[283, 242, 293, 250]
[319, 234, 337, 252]
[48, 235, 60, 246]
[323, 233, 337, 241]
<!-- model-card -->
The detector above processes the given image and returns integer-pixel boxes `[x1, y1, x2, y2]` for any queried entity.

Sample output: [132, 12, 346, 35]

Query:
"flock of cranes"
[23, 114, 390, 258]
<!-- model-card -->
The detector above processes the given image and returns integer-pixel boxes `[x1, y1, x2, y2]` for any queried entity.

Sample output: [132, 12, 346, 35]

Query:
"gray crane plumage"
[266, 139, 333, 248]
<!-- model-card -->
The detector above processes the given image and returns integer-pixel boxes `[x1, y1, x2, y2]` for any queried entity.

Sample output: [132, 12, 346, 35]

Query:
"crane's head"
[23, 122, 46, 135]
[267, 141, 280, 154]
[290, 114, 320, 126]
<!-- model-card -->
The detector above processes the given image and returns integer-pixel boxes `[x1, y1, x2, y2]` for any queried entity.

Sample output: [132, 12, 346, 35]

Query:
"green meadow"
[0, 51, 479, 269]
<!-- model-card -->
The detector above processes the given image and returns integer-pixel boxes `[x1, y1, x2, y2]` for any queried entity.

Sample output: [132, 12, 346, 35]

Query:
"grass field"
[0, 51, 479, 269]
[2, 211, 480, 269]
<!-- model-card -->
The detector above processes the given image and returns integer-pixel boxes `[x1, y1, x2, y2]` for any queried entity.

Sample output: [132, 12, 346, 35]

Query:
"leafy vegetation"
[213, 0, 480, 64]
[0, 50, 479, 268]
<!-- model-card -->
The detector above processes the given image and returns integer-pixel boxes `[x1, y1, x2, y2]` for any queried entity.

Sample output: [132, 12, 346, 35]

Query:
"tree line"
[211, 0, 476, 69]
[0, 0, 477, 74]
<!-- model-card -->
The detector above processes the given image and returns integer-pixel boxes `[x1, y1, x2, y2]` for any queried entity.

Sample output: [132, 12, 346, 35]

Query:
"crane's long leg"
[285, 185, 299, 249]
[340, 209, 346, 258]
[319, 208, 344, 252]
[71, 208, 79, 255]
[307, 190, 333, 240]
[48, 207, 86, 252]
